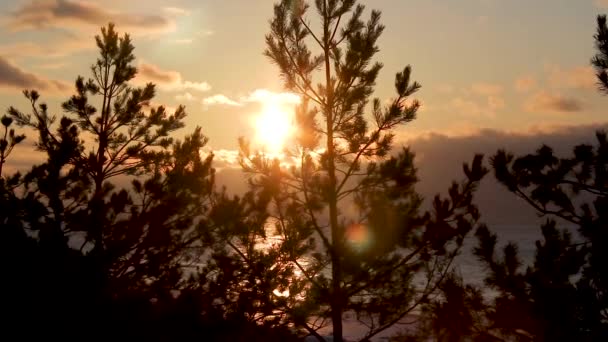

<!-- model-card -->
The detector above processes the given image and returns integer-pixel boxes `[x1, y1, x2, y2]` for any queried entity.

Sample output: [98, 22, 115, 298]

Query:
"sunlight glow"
[254, 102, 294, 153]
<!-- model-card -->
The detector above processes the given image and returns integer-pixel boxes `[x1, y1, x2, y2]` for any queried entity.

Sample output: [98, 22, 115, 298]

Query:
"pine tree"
[477, 135, 608, 341]
[408, 14, 608, 341]
[237, 1, 487, 340]
[9, 23, 189, 254]
[2, 23, 216, 338]
[471, 15, 608, 341]
[0, 115, 24, 178]
[592, 15, 608, 93]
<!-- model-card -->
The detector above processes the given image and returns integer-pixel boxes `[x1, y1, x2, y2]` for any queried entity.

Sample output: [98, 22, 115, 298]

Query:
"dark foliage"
[0, 24, 300, 341]
[407, 14, 608, 342]
[593, 15, 608, 94]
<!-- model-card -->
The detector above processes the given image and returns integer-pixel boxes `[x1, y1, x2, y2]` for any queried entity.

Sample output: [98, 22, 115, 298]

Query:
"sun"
[254, 102, 294, 152]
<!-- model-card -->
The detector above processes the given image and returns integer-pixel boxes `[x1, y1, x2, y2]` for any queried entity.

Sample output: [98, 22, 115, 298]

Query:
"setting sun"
[2, 0, 606, 340]
[254, 102, 294, 152]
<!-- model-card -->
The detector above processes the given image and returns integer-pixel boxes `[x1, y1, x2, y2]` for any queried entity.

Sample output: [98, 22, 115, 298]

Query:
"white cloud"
[175, 92, 195, 101]
[175, 81, 211, 92]
[199, 89, 301, 109]
[202, 94, 242, 107]
[241, 89, 301, 105]
[163, 7, 190, 16]
[212, 149, 240, 167]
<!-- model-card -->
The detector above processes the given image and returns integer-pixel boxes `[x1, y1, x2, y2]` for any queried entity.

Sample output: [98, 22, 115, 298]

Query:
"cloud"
[470, 82, 503, 96]
[163, 7, 190, 16]
[403, 122, 608, 225]
[514, 76, 537, 92]
[450, 98, 487, 117]
[8, 0, 175, 35]
[175, 92, 195, 101]
[135, 62, 211, 92]
[0, 37, 91, 60]
[447, 95, 502, 118]
[173, 38, 193, 44]
[487, 95, 505, 111]
[595, 0, 608, 8]
[241, 89, 301, 105]
[197, 29, 215, 37]
[212, 149, 241, 168]
[35, 62, 67, 70]
[0, 1, 182, 61]
[176, 81, 211, 92]
[429, 82, 505, 119]
[198, 89, 301, 109]
[546, 64, 596, 90]
[524, 90, 583, 113]
[203, 94, 242, 107]
[138, 62, 180, 83]
[0, 56, 70, 94]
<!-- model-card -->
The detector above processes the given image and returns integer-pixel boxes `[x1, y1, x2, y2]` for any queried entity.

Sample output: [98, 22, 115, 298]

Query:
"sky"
[1, 0, 608, 203]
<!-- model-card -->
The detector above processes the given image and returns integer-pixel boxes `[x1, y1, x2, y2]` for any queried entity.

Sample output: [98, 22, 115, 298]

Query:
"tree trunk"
[324, 17, 343, 339]
[91, 132, 107, 253]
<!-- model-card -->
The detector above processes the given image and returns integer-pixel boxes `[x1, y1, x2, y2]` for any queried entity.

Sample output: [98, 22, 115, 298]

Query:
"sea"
[314, 223, 578, 341]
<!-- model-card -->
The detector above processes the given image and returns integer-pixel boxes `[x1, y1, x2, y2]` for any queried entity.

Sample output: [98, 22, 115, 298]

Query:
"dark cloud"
[407, 123, 608, 225]
[0, 56, 70, 93]
[135, 62, 211, 92]
[524, 90, 584, 113]
[8, 0, 173, 33]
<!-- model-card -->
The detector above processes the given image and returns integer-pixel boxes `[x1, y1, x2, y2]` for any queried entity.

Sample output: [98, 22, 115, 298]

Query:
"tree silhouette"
[407, 14, 608, 342]
[9, 23, 188, 254]
[234, 1, 488, 341]
[592, 15, 608, 93]
[0, 115, 24, 177]
[474, 133, 608, 341]
[0, 23, 223, 339]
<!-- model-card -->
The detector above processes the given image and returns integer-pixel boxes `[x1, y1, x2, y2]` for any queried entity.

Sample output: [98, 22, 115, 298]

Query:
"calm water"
[316, 223, 579, 341]
[456, 224, 545, 286]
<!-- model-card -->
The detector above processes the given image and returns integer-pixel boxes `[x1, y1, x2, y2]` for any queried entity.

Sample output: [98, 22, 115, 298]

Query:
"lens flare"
[345, 223, 372, 250]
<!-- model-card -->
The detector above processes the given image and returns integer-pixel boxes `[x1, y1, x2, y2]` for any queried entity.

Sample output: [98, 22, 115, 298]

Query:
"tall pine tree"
[237, 1, 487, 340]
[2, 23, 217, 338]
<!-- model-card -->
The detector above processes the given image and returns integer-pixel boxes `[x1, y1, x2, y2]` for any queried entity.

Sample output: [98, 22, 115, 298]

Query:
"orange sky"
[0, 0, 607, 157]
